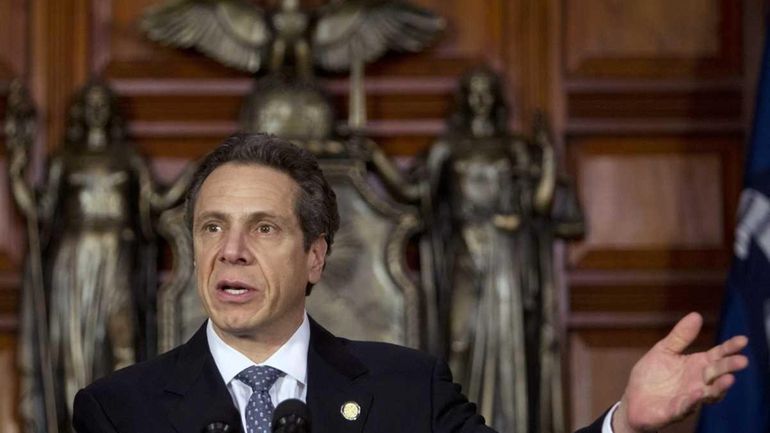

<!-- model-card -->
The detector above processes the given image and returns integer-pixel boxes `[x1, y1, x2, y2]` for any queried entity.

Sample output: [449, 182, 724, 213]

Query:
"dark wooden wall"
[0, 1, 764, 432]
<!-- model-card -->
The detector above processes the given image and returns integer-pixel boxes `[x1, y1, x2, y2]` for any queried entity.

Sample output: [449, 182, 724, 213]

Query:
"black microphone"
[272, 399, 311, 433]
[203, 422, 234, 433]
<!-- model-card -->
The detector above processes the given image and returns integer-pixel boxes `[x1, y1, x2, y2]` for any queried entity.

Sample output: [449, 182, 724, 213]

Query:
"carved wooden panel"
[581, 154, 722, 247]
[567, 135, 741, 270]
[564, 0, 741, 78]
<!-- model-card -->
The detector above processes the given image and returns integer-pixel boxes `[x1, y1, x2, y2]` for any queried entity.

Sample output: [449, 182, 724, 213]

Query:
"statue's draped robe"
[20, 148, 154, 433]
[429, 135, 581, 433]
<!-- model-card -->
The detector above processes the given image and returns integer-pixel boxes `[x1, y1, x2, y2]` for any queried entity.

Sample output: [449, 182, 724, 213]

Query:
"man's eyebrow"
[195, 211, 228, 224]
[195, 210, 292, 225]
[245, 211, 292, 225]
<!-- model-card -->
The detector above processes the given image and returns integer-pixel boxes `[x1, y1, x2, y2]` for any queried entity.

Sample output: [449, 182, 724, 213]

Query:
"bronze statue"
[7, 81, 194, 433]
[141, 0, 444, 75]
[426, 67, 585, 433]
[141, 0, 444, 138]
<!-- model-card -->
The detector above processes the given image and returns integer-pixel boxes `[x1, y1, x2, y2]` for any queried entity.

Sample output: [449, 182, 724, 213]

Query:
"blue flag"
[695, 21, 770, 433]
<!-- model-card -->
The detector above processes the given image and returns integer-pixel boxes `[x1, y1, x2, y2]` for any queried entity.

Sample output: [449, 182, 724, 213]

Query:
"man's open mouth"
[216, 281, 256, 296]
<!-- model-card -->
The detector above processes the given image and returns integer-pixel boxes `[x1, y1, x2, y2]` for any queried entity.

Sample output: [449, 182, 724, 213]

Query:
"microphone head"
[271, 399, 311, 433]
[203, 422, 234, 433]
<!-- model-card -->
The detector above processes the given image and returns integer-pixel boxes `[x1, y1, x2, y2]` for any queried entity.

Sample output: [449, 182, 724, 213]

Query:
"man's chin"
[210, 316, 264, 339]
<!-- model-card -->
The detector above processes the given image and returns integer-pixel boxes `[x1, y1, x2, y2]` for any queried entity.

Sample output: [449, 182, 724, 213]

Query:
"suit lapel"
[307, 318, 372, 433]
[164, 323, 242, 433]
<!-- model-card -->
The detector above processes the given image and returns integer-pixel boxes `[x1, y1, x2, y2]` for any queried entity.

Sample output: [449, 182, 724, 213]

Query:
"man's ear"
[307, 235, 328, 284]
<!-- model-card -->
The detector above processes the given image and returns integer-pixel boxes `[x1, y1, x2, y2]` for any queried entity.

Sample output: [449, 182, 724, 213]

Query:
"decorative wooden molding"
[568, 90, 742, 121]
[570, 248, 731, 270]
[566, 119, 745, 135]
[568, 269, 727, 312]
[569, 311, 717, 330]
[568, 268, 727, 285]
[111, 76, 458, 96]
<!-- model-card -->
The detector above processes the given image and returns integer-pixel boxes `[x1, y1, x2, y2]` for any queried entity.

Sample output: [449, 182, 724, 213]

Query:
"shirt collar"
[207, 312, 309, 387]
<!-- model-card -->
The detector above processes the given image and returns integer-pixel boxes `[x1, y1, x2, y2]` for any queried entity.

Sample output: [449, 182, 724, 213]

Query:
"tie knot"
[236, 365, 285, 392]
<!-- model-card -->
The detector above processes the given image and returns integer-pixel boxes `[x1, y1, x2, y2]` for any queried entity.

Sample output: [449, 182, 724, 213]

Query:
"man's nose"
[219, 229, 254, 264]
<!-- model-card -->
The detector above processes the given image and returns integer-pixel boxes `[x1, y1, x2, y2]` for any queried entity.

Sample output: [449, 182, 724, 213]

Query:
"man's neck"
[211, 314, 304, 364]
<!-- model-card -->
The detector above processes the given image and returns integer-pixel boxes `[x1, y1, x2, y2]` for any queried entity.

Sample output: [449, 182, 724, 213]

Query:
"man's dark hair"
[185, 133, 340, 294]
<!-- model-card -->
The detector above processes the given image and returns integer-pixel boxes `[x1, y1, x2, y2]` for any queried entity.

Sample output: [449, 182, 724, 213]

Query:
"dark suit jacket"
[73, 319, 605, 433]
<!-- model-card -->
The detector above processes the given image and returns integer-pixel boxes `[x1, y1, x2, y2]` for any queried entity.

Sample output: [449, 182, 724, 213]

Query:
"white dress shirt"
[602, 402, 620, 433]
[207, 311, 617, 433]
[207, 313, 310, 432]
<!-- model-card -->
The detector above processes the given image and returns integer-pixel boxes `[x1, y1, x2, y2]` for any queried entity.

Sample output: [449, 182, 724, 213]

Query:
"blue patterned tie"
[235, 365, 285, 433]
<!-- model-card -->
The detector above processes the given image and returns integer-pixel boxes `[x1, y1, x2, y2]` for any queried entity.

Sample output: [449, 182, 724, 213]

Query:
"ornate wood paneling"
[568, 135, 741, 270]
[561, 1, 751, 431]
[564, 0, 741, 79]
[0, 0, 761, 431]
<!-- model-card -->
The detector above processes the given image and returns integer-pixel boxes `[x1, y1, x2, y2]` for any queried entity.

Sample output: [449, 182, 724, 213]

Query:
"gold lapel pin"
[340, 401, 361, 421]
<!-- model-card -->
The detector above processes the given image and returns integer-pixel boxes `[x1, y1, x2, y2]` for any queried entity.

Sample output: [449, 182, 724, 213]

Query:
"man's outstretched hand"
[612, 312, 749, 433]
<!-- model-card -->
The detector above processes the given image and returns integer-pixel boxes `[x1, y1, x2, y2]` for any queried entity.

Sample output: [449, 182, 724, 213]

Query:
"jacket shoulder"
[81, 344, 184, 397]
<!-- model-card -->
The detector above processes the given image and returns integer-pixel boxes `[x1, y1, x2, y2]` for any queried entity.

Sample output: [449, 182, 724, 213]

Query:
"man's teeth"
[223, 286, 248, 295]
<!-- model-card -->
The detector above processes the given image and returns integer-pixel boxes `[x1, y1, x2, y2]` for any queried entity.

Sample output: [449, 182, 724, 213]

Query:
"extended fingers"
[702, 374, 736, 404]
[703, 354, 749, 384]
[706, 335, 748, 361]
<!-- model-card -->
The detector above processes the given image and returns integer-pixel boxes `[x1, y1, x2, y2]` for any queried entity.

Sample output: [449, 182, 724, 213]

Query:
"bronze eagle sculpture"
[141, 0, 445, 78]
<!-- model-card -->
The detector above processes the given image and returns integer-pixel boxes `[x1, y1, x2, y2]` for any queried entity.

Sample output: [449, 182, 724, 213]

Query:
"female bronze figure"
[8, 82, 193, 433]
[427, 67, 585, 433]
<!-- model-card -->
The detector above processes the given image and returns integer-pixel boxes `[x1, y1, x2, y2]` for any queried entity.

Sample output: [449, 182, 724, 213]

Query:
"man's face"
[193, 162, 327, 341]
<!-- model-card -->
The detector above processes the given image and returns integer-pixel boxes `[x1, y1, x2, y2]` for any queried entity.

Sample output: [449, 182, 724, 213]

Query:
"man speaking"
[72, 133, 749, 433]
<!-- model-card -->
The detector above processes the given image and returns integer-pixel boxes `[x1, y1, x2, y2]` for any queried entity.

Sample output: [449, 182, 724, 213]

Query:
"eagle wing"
[312, 0, 445, 72]
[141, 0, 270, 73]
